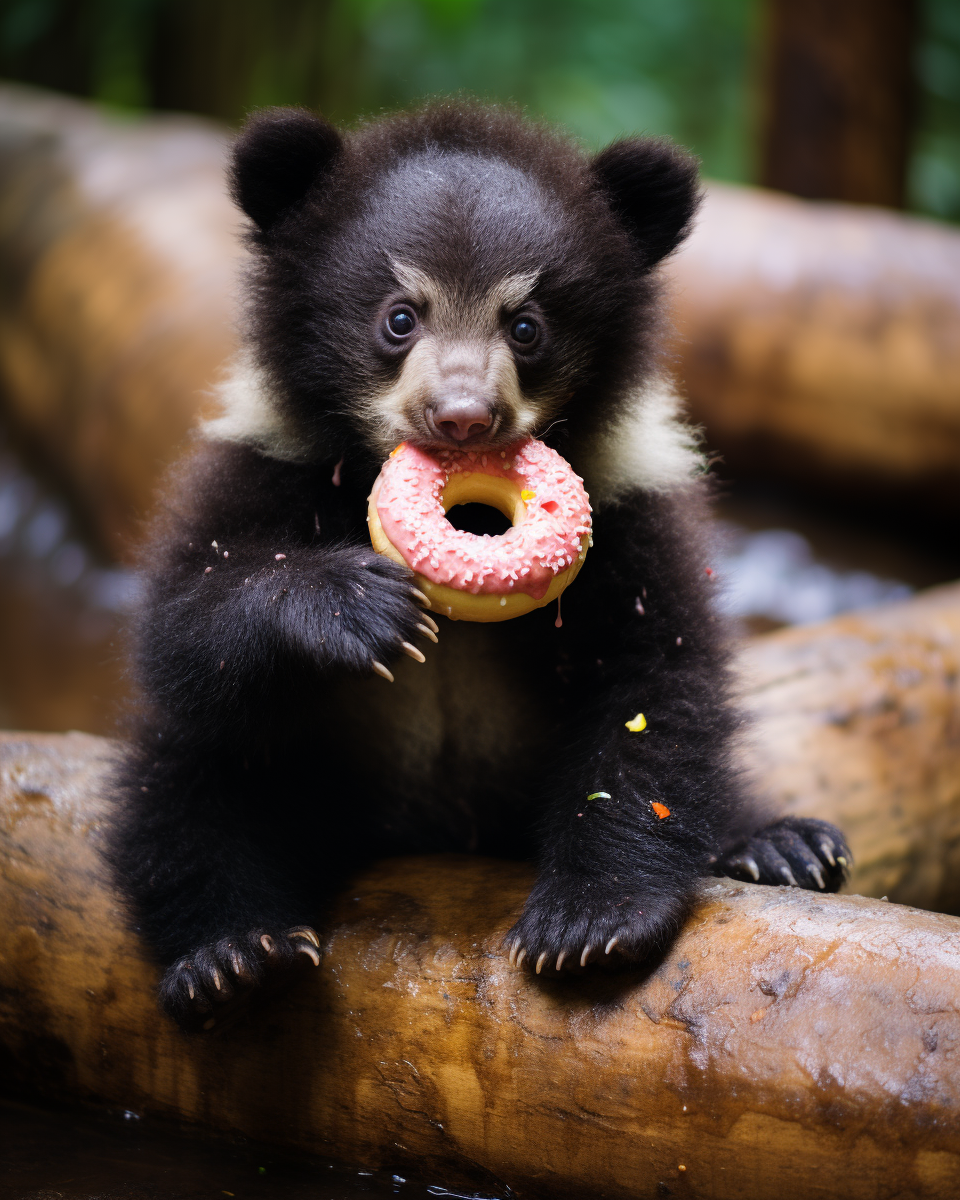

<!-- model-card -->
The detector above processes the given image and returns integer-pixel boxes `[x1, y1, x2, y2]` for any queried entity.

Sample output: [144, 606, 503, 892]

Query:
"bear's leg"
[106, 734, 337, 1030]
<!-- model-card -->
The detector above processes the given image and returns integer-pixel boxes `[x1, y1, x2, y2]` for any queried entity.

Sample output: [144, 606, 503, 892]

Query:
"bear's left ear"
[590, 138, 700, 269]
[230, 107, 343, 234]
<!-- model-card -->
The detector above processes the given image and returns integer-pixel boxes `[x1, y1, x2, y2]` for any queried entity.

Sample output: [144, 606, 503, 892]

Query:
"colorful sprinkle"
[625, 713, 647, 732]
[521, 489, 536, 500]
[651, 801, 671, 820]
[587, 791, 611, 801]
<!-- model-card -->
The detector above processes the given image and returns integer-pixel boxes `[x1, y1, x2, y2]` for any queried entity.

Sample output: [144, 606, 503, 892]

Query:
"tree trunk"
[760, 0, 916, 208]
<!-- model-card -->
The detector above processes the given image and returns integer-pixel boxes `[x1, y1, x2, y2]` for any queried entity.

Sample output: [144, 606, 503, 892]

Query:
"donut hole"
[445, 503, 513, 537]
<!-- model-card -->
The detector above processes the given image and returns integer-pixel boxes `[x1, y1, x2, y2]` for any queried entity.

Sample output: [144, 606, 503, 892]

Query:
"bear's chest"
[319, 617, 555, 799]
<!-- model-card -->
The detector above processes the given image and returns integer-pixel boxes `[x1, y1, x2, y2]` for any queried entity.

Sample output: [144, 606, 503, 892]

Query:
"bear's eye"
[510, 316, 539, 348]
[385, 305, 418, 340]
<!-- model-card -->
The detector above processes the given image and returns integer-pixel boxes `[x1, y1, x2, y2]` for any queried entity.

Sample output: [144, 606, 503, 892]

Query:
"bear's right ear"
[230, 108, 343, 234]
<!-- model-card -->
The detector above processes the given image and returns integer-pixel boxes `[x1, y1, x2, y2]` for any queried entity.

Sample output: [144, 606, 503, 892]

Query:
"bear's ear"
[230, 108, 343, 233]
[590, 138, 700, 269]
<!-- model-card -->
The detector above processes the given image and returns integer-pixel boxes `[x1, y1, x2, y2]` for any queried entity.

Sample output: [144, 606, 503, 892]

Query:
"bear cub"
[106, 102, 850, 1029]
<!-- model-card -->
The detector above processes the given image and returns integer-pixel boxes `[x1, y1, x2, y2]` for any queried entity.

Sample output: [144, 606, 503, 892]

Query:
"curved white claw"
[516, 947, 527, 968]
[401, 641, 426, 663]
[289, 927, 320, 948]
[535, 952, 548, 974]
[604, 936, 619, 955]
[371, 661, 395, 682]
[296, 942, 321, 966]
[555, 950, 567, 971]
[580, 944, 593, 968]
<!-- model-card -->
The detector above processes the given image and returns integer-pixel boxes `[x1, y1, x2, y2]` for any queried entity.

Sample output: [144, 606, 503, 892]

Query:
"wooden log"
[1, 729, 960, 1199]
[0, 83, 242, 558]
[665, 183, 960, 511]
[739, 580, 960, 914]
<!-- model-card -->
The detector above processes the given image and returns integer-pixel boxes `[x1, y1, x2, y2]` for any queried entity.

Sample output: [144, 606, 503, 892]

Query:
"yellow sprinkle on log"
[587, 791, 611, 801]
[625, 713, 647, 732]
[521, 489, 536, 500]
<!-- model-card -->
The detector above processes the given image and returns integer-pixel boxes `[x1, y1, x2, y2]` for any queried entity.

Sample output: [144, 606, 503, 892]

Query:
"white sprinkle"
[500, 597, 507, 606]
[222, 551, 229, 558]
[275, 553, 286, 560]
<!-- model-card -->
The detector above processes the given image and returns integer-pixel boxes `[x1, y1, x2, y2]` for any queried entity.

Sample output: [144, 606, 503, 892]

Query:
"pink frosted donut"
[367, 438, 592, 622]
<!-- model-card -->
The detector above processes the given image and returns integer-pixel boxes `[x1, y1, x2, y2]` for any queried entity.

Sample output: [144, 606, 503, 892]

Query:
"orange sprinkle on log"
[651, 801, 671, 819]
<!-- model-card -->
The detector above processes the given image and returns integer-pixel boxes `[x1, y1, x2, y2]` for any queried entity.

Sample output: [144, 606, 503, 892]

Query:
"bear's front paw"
[719, 816, 851, 892]
[505, 874, 691, 973]
[159, 925, 320, 1031]
[318, 547, 438, 680]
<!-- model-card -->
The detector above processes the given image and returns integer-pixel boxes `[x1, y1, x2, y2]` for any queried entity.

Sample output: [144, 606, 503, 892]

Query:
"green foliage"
[911, 0, 960, 221]
[0, 0, 761, 180]
[0, 0, 957, 217]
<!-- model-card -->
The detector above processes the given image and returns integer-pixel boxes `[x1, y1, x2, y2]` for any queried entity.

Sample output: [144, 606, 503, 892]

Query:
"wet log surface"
[3, 626, 960, 1200]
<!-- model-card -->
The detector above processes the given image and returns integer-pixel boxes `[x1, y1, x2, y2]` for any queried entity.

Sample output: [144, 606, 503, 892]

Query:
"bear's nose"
[430, 398, 494, 442]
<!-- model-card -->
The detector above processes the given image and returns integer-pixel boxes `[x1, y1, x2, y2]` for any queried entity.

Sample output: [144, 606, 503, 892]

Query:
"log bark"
[2, 731, 960, 1200]
[665, 182, 960, 511]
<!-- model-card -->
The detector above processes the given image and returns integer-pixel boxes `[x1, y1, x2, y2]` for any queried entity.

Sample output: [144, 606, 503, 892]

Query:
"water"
[0, 1097, 506, 1200]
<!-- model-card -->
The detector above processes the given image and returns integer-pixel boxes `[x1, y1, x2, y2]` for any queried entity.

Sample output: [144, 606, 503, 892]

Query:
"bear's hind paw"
[159, 925, 321, 1032]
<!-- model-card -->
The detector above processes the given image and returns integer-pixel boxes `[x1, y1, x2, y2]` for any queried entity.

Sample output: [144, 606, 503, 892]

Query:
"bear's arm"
[135, 440, 427, 745]
[508, 482, 748, 965]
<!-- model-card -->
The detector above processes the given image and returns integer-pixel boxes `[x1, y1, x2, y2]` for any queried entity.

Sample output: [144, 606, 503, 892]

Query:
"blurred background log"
[741, 581, 960, 913]
[666, 182, 960, 515]
[0, 83, 241, 560]
[2, 728, 959, 1200]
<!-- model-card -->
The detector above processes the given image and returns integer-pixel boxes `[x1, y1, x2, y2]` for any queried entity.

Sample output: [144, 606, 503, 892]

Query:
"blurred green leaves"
[0, 0, 957, 218]
[911, 0, 960, 221]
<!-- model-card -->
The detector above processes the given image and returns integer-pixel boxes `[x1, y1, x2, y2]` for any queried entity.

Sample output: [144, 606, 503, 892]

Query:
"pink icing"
[375, 439, 592, 599]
